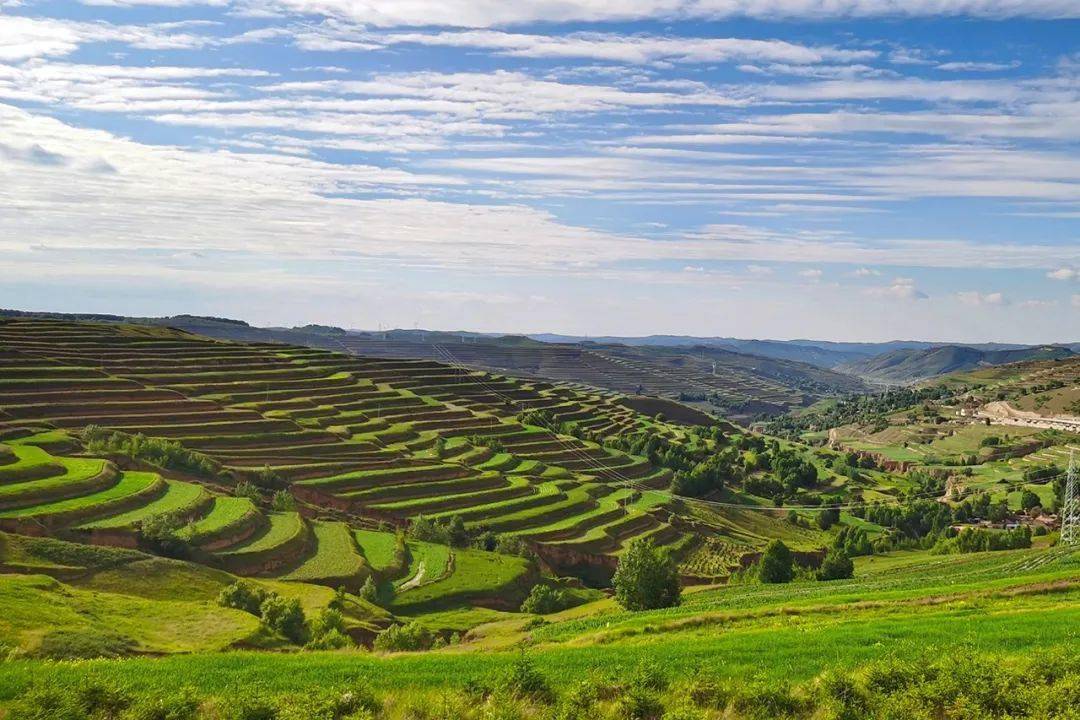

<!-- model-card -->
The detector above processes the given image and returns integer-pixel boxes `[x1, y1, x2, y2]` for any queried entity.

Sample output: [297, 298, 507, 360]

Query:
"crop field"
[0, 317, 723, 576]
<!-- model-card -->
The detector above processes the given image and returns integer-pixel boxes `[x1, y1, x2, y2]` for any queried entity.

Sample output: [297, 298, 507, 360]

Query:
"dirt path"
[398, 561, 426, 591]
[978, 401, 1080, 432]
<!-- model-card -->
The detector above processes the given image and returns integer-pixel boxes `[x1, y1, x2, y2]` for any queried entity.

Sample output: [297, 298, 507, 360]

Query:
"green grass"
[79, 480, 209, 530]
[0, 547, 1075, 699]
[0, 446, 108, 498]
[392, 547, 532, 613]
[280, 521, 366, 584]
[0, 573, 261, 659]
[354, 529, 403, 573]
[182, 496, 257, 544]
[0, 471, 161, 519]
[395, 541, 451, 589]
[219, 512, 304, 555]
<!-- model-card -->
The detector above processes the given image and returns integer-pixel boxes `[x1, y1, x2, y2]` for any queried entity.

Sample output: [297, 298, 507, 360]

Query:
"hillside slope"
[842, 345, 1075, 384]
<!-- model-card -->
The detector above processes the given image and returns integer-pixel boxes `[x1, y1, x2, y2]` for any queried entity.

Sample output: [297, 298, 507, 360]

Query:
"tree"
[137, 512, 190, 559]
[259, 595, 307, 644]
[816, 549, 854, 581]
[217, 581, 269, 615]
[612, 539, 681, 611]
[1020, 490, 1041, 513]
[758, 540, 794, 584]
[816, 507, 841, 531]
[359, 576, 379, 605]
[520, 584, 570, 615]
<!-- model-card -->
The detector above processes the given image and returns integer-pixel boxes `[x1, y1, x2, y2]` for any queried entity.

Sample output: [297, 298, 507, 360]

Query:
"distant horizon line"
[4, 306, 1078, 349]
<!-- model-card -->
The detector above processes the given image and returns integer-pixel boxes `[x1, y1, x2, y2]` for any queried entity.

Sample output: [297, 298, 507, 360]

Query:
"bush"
[234, 480, 261, 500]
[613, 686, 664, 720]
[124, 691, 200, 720]
[816, 507, 840, 531]
[277, 684, 379, 720]
[307, 608, 353, 650]
[373, 621, 433, 652]
[271, 490, 296, 511]
[358, 576, 379, 604]
[519, 584, 570, 615]
[758, 540, 794, 584]
[217, 581, 270, 616]
[259, 595, 307, 645]
[817, 549, 854, 581]
[409, 514, 470, 547]
[137, 512, 191, 559]
[499, 651, 554, 704]
[7, 680, 131, 720]
[613, 539, 681, 611]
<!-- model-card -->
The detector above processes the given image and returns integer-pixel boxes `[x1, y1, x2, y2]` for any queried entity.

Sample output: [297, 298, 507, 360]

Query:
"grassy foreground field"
[0, 545, 1076, 718]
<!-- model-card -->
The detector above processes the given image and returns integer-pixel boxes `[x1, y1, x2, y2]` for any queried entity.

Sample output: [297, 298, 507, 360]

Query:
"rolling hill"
[841, 344, 1076, 384]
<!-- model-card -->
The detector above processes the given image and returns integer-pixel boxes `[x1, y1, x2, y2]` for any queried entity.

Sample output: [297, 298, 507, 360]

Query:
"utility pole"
[1063, 449, 1078, 546]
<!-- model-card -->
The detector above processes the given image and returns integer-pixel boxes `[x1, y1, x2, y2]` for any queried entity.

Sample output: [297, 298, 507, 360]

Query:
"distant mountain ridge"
[840, 345, 1077, 384]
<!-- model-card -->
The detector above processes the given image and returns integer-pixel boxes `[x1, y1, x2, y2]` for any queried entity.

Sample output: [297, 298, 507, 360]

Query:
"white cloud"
[1073, 294, 1080, 308]
[956, 290, 1007, 306]
[798, 268, 823, 280]
[746, 264, 773, 276]
[1048, 266, 1078, 281]
[235, 0, 1080, 27]
[683, 265, 705, 272]
[293, 25, 875, 66]
[937, 60, 1019, 72]
[852, 267, 880, 276]
[868, 277, 928, 300]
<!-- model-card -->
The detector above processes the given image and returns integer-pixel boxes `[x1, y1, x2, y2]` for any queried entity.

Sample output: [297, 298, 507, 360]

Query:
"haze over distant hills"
[4, 309, 1077, 391]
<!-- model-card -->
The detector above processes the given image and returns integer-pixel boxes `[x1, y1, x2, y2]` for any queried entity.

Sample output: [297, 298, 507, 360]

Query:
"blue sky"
[1, 1, 1078, 342]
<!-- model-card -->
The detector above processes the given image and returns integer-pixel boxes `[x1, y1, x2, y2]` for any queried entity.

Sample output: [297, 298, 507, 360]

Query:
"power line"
[1063, 450, 1078, 546]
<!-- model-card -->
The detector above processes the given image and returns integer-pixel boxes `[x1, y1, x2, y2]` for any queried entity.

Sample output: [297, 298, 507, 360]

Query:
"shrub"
[259, 595, 307, 645]
[499, 651, 554, 704]
[124, 690, 200, 720]
[271, 490, 296, 511]
[758, 540, 794, 584]
[816, 507, 840, 531]
[137, 512, 191, 559]
[519, 584, 570, 615]
[1020, 490, 1041, 512]
[307, 608, 353, 650]
[277, 684, 379, 720]
[218, 581, 270, 616]
[816, 549, 854, 581]
[358, 576, 379, 604]
[409, 514, 470, 547]
[373, 621, 433, 652]
[234, 480, 261, 500]
[613, 539, 681, 611]
[223, 696, 277, 720]
[612, 686, 664, 720]
[7, 680, 131, 720]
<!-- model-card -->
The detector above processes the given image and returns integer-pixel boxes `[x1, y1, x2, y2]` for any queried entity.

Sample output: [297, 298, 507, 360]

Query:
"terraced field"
[0, 316, 726, 596]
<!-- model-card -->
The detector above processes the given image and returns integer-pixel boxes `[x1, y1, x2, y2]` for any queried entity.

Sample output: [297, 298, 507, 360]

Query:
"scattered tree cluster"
[81, 425, 219, 477]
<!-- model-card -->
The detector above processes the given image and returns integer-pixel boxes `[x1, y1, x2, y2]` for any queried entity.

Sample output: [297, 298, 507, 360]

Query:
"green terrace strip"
[353, 529, 405, 575]
[77, 480, 211, 530]
[279, 521, 367, 586]
[217, 512, 306, 558]
[181, 497, 259, 547]
[395, 540, 451, 590]
[391, 547, 534, 614]
[0, 471, 163, 521]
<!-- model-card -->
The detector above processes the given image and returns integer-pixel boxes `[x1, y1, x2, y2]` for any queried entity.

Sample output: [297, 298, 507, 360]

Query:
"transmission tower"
[1063, 449, 1079, 546]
